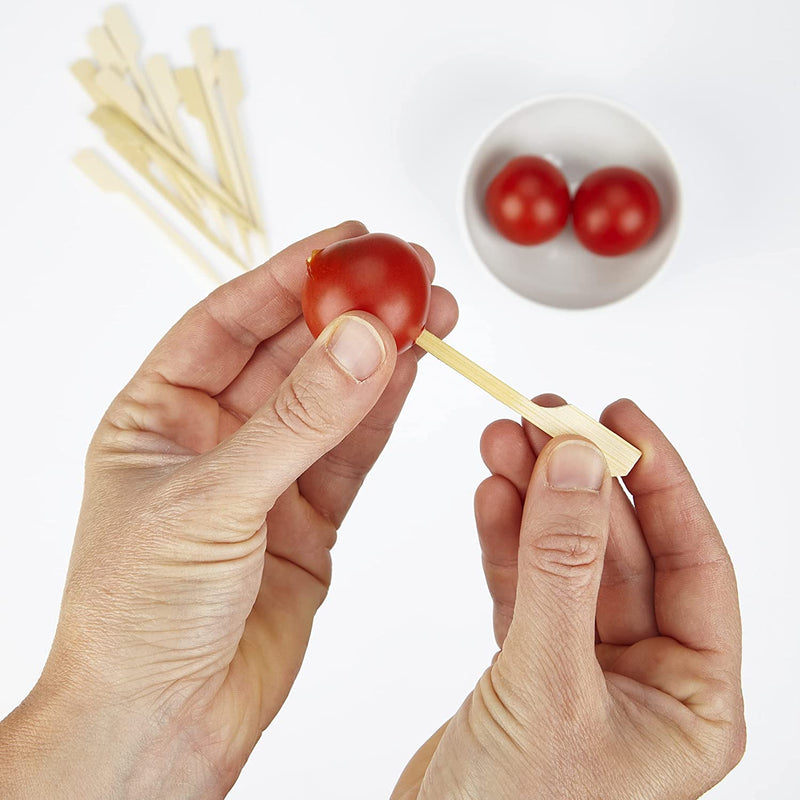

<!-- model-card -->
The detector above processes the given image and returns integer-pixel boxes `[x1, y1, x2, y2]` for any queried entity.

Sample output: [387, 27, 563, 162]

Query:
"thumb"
[504, 436, 611, 688]
[197, 311, 397, 514]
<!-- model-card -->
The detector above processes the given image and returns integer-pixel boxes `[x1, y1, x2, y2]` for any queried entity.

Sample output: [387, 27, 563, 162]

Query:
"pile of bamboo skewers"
[72, 5, 265, 282]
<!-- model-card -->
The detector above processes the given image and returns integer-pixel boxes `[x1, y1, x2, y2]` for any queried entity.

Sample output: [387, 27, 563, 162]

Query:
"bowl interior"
[463, 96, 681, 309]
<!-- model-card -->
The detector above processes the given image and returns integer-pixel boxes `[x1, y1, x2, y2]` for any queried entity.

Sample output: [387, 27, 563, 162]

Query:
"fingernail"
[327, 316, 385, 381]
[546, 440, 606, 492]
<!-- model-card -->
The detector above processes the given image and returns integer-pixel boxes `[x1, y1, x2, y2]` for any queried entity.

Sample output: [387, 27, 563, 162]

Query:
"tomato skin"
[572, 167, 661, 256]
[484, 156, 571, 245]
[302, 233, 431, 353]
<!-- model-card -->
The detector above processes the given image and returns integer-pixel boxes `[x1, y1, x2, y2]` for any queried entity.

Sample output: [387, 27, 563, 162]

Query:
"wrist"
[0, 671, 229, 800]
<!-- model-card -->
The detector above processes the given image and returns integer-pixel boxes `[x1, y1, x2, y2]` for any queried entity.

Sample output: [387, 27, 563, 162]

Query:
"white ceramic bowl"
[462, 95, 681, 309]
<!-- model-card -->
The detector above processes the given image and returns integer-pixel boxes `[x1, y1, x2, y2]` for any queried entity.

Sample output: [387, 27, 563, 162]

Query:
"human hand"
[393, 397, 745, 800]
[0, 221, 457, 799]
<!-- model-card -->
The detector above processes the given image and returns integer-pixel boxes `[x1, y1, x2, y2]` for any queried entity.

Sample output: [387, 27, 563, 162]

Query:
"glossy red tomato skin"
[302, 233, 431, 353]
[572, 167, 661, 256]
[484, 156, 571, 245]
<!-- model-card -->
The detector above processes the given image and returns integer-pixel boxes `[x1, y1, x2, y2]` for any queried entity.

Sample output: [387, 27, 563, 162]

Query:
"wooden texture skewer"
[76, 58, 208, 237]
[415, 328, 641, 477]
[145, 53, 234, 256]
[187, 29, 254, 263]
[172, 65, 247, 261]
[189, 30, 248, 213]
[71, 59, 109, 105]
[175, 67, 255, 260]
[174, 64, 252, 264]
[102, 5, 171, 134]
[73, 59, 246, 269]
[73, 149, 220, 284]
[86, 104, 246, 247]
[144, 55, 192, 150]
[75, 13, 265, 278]
[93, 115, 247, 268]
[216, 49, 268, 254]
[91, 66, 251, 223]
[87, 25, 127, 75]
[173, 66, 230, 195]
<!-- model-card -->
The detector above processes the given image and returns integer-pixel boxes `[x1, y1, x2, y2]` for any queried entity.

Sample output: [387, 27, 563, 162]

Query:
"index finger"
[138, 220, 369, 395]
[600, 399, 741, 659]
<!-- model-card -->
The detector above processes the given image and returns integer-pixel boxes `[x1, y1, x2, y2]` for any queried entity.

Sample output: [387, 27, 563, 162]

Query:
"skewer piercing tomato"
[302, 232, 432, 353]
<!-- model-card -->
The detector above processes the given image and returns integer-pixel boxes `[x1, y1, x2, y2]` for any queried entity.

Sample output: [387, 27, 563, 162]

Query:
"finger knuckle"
[272, 379, 333, 437]
[528, 514, 605, 583]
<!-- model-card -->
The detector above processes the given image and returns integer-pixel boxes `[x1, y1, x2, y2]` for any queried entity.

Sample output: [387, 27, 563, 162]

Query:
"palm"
[152, 357, 416, 746]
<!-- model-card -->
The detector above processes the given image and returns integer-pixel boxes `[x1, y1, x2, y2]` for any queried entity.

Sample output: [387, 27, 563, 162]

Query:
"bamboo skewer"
[187, 29, 254, 263]
[190, 31, 248, 214]
[94, 119, 246, 268]
[92, 66, 251, 223]
[145, 53, 234, 255]
[76, 58, 211, 246]
[173, 65, 251, 261]
[87, 26, 126, 75]
[75, 11, 267, 278]
[173, 63, 254, 258]
[73, 149, 220, 284]
[144, 55, 192, 151]
[216, 49, 268, 254]
[71, 59, 109, 105]
[415, 328, 641, 477]
[102, 5, 172, 135]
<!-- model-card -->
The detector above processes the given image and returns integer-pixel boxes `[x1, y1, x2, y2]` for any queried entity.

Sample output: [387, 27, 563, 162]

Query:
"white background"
[1, 0, 799, 797]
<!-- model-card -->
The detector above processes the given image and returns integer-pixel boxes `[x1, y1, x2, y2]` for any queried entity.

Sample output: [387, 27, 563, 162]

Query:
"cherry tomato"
[484, 155, 571, 245]
[302, 232, 431, 353]
[572, 167, 661, 256]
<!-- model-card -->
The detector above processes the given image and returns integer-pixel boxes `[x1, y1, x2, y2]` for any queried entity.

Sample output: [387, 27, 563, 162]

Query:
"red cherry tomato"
[302, 232, 431, 353]
[484, 155, 571, 245]
[572, 167, 661, 256]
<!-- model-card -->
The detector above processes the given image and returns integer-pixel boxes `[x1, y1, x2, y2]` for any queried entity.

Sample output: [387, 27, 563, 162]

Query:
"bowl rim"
[458, 92, 684, 310]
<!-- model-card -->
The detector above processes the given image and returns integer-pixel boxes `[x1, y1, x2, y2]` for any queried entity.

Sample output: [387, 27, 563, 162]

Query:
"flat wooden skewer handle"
[216, 50, 266, 230]
[103, 5, 172, 135]
[415, 328, 641, 477]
